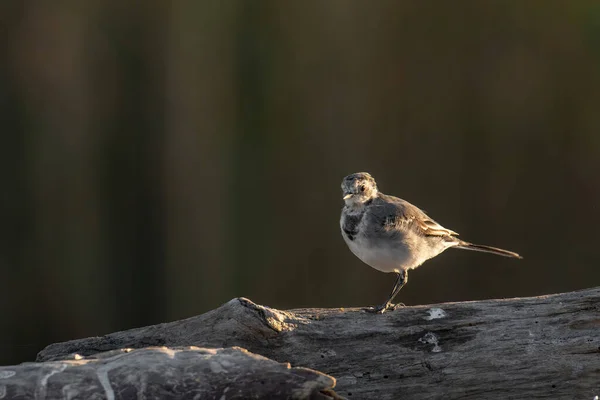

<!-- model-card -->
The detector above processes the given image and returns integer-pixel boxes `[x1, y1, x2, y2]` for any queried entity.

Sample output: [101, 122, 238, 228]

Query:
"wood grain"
[31, 287, 600, 399]
[1, 347, 338, 399]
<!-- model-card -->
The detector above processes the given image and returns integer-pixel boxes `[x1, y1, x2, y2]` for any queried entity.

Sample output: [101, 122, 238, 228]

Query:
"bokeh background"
[2, 1, 600, 366]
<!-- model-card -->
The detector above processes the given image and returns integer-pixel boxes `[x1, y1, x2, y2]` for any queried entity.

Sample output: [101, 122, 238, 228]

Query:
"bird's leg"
[366, 270, 408, 314]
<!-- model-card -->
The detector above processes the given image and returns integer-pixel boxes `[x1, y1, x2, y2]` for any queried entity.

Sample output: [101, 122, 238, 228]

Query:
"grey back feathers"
[368, 194, 458, 239]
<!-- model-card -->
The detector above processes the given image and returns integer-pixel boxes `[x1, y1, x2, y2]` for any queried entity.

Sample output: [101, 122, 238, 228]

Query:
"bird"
[340, 172, 522, 313]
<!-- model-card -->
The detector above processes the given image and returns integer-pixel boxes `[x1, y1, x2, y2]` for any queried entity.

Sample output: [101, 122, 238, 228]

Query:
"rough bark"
[0, 347, 338, 400]
[24, 287, 600, 399]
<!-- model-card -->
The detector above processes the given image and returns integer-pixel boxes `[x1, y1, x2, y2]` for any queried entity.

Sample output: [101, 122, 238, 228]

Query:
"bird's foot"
[364, 302, 405, 314]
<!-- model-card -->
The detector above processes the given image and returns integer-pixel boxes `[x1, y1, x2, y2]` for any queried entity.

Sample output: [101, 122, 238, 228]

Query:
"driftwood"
[8, 287, 600, 399]
[1, 347, 338, 400]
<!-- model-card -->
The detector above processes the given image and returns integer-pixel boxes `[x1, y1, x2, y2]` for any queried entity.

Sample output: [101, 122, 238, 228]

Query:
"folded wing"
[370, 194, 458, 238]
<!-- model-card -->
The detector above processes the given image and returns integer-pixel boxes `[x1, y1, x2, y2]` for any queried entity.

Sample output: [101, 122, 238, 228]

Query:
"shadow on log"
[9, 287, 600, 399]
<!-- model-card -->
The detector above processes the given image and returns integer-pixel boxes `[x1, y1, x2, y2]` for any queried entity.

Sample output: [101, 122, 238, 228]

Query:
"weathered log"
[1, 346, 338, 399]
[34, 287, 600, 399]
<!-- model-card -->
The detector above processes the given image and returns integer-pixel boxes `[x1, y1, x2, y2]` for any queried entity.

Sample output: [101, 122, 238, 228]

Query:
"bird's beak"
[343, 193, 353, 200]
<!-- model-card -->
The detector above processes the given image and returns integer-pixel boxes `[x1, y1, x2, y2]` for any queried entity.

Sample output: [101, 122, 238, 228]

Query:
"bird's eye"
[360, 185, 366, 192]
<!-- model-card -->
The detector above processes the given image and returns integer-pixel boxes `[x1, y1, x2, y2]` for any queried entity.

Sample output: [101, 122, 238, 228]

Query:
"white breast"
[341, 215, 411, 274]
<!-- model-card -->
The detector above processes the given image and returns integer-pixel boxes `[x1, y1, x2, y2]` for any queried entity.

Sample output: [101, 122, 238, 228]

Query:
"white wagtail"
[340, 172, 522, 313]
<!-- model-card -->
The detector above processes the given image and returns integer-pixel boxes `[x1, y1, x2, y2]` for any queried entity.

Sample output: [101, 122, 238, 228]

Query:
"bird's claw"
[364, 302, 405, 314]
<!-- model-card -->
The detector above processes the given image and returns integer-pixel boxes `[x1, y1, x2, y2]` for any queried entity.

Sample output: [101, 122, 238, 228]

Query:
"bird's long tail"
[454, 241, 522, 259]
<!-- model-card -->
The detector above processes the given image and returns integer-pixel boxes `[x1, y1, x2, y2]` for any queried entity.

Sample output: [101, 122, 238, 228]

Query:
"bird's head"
[341, 172, 378, 206]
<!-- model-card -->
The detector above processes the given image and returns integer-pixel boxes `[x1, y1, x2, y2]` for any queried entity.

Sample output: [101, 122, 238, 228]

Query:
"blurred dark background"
[1, 1, 600, 366]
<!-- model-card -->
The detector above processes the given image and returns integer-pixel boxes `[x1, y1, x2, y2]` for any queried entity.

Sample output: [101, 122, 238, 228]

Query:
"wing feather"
[369, 194, 458, 237]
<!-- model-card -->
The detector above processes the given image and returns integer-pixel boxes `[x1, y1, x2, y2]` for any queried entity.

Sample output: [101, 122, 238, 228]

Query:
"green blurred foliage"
[1, 1, 599, 365]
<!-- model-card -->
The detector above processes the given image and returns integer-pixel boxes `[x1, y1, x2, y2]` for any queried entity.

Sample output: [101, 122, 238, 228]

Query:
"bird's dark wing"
[369, 194, 458, 237]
